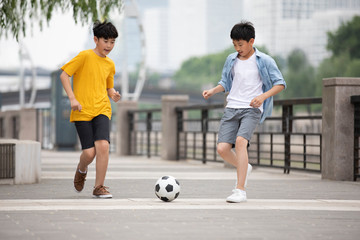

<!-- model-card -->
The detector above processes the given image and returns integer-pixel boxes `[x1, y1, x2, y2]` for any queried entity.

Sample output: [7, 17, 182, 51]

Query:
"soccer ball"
[155, 176, 180, 202]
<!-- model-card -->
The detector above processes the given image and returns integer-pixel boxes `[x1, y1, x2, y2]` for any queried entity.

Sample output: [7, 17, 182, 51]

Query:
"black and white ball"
[155, 176, 180, 202]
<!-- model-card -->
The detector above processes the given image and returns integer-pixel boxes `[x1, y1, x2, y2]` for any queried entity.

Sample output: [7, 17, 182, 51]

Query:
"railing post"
[116, 101, 138, 156]
[303, 134, 307, 169]
[351, 95, 360, 181]
[128, 112, 134, 155]
[282, 104, 293, 174]
[257, 133, 260, 165]
[176, 109, 184, 160]
[201, 109, 209, 164]
[270, 133, 273, 166]
[161, 95, 189, 160]
[322, 78, 360, 180]
[146, 112, 152, 158]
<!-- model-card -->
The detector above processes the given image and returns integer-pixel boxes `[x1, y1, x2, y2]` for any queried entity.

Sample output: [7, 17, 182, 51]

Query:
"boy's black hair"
[230, 21, 255, 42]
[93, 20, 118, 39]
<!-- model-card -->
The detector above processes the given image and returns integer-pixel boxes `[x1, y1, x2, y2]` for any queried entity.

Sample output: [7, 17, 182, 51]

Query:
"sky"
[0, 0, 166, 72]
[0, 11, 91, 71]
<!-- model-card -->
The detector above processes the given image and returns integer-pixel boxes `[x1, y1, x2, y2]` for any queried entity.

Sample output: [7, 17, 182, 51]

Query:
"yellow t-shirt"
[61, 49, 115, 122]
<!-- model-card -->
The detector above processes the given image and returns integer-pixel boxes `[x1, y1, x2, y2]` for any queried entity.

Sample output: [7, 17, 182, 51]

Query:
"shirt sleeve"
[106, 63, 115, 89]
[61, 51, 85, 77]
[217, 54, 234, 93]
[267, 57, 287, 89]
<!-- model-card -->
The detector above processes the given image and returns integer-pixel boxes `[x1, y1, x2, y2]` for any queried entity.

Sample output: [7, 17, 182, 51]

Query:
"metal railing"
[351, 95, 360, 181]
[0, 117, 3, 138]
[175, 98, 322, 173]
[175, 104, 223, 163]
[0, 143, 15, 179]
[128, 108, 162, 157]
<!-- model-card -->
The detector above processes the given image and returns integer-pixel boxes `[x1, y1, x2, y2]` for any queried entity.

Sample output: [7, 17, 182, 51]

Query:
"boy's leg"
[74, 121, 96, 192]
[218, 139, 251, 190]
[74, 148, 95, 192]
[94, 139, 109, 187]
[91, 114, 112, 198]
[234, 136, 249, 190]
[232, 108, 261, 190]
[78, 147, 96, 172]
[217, 142, 237, 166]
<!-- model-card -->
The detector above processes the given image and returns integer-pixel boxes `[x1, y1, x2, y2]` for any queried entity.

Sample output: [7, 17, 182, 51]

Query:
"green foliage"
[316, 16, 360, 96]
[172, 15, 360, 100]
[279, 49, 316, 99]
[173, 45, 286, 92]
[173, 47, 234, 90]
[0, 0, 123, 40]
[315, 52, 360, 96]
[327, 15, 360, 59]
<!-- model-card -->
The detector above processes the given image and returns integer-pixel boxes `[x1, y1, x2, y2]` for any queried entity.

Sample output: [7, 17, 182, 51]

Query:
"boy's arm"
[59, 71, 82, 112]
[107, 88, 121, 102]
[250, 85, 285, 108]
[202, 84, 225, 100]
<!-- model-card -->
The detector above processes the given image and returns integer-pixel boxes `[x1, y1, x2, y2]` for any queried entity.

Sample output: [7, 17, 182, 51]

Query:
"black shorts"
[74, 114, 110, 150]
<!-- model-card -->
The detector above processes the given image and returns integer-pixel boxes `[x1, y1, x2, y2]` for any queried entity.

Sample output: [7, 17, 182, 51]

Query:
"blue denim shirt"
[218, 47, 286, 123]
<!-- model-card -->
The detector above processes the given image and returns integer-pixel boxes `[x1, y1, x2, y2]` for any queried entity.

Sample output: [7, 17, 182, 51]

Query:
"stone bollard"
[322, 77, 360, 181]
[116, 100, 138, 156]
[19, 108, 38, 141]
[0, 139, 41, 184]
[161, 95, 189, 160]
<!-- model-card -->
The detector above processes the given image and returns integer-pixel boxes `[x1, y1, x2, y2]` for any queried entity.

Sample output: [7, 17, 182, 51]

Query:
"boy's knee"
[217, 143, 231, 156]
[235, 136, 248, 148]
[95, 140, 109, 153]
[82, 147, 96, 160]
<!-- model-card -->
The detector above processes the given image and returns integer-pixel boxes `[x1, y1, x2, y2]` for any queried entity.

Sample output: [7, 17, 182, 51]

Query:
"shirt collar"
[231, 47, 260, 60]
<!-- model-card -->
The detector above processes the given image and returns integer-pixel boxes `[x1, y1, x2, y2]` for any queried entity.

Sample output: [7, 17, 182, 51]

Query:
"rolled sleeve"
[267, 58, 286, 89]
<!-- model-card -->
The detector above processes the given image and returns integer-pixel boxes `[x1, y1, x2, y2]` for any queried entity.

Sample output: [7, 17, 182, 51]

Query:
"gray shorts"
[218, 108, 261, 147]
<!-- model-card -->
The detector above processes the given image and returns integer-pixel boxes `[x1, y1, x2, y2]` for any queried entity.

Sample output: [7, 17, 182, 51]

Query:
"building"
[244, 0, 360, 66]
[144, 0, 244, 72]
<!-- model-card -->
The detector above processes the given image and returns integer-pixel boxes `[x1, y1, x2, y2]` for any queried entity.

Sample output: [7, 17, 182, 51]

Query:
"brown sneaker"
[74, 166, 87, 193]
[93, 185, 113, 198]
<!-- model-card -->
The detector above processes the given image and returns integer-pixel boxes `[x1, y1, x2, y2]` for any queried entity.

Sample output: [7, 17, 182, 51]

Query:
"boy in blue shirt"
[203, 21, 286, 203]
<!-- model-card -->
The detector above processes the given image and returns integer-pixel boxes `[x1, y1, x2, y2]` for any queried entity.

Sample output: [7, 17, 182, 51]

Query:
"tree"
[316, 15, 360, 96]
[173, 47, 234, 90]
[327, 15, 360, 59]
[0, 0, 123, 40]
[173, 45, 284, 91]
[280, 49, 316, 99]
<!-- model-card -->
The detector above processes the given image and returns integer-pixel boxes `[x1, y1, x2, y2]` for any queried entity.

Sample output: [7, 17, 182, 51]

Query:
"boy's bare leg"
[234, 136, 249, 190]
[94, 140, 110, 187]
[217, 142, 237, 167]
[78, 147, 96, 172]
[218, 138, 248, 190]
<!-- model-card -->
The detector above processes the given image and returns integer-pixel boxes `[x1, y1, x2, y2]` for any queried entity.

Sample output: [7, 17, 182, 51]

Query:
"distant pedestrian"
[60, 20, 121, 198]
[202, 21, 286, 202]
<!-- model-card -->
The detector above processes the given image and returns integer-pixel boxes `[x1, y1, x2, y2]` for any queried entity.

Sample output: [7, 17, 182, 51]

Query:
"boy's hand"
[111, 91, 121, 102]
[202, 89, 214, 100]
[108, 88, 121, 102]
[70, 98, 82, 112]
[250, 95, 265, 108]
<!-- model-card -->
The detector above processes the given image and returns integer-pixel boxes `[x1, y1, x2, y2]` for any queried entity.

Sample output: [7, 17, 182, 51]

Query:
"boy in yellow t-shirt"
[60, 20, 121, 198]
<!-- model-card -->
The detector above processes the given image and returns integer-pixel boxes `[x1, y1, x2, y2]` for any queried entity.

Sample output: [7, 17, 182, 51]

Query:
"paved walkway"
[1, 150, 360, 240]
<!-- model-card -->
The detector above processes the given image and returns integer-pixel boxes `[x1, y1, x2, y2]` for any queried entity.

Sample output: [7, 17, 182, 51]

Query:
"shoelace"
[96, 186, 110, 194]
[74, 173, 86, 183]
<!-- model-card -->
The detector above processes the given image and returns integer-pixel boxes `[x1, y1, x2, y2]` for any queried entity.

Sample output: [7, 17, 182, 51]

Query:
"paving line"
[41, 171, 317, 180]
[1, 199, 359, 211]
[41, 171, 236, 180]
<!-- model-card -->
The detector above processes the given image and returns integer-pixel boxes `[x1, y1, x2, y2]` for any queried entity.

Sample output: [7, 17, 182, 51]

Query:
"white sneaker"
[245, 163, 252, 187]
[235, 163, 253, 188]
[226, 189, 247, 203]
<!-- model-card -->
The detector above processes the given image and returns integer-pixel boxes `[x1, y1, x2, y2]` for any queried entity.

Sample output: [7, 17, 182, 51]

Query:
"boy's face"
[232, 38, 254, 59]
[94, 37, 116, 57]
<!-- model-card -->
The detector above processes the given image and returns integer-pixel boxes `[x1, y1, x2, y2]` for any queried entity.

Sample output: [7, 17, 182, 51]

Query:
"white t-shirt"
[226, 53, 264, 112]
